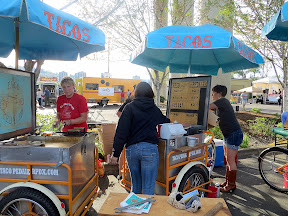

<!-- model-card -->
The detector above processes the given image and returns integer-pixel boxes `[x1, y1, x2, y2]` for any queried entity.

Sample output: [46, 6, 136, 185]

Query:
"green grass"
[240, 133, 249, 148]
[251, 108, 261, 113]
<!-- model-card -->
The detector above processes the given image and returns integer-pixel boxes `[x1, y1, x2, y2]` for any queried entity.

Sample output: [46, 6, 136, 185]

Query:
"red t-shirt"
[56, 93, 88, 132]
[120, 92, 125, 98]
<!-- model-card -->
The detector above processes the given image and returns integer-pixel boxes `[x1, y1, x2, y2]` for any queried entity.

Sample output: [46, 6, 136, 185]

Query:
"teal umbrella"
[131, 24, 264, 75]
[262, 1, 288, 41]
[0, 0, 105, 68]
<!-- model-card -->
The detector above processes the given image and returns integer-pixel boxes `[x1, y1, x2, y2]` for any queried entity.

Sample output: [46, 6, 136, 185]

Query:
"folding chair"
[50, 104, 57, 115]
[88, 106, 106, 122]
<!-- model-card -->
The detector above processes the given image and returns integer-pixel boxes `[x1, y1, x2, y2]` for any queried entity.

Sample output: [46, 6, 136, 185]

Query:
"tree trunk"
[152, 0, 168, 107]
[24, 60, 44, 81]
[154, 69, 162, 106]
[155, 85, 161, 106]
[34, 60, 44, 81]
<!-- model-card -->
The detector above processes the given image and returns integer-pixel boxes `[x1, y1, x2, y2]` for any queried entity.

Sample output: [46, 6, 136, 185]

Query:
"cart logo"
[0, 168, 59, 176]
[189, 149, 202, 157]
[172, 153, 186, 161]
[171, 149, 202, 162]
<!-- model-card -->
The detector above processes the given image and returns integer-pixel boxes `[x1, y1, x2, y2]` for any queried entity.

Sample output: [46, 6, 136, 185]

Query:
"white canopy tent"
[252, 77, 280, 84]
[234, 86, 262, 93]
[236, 86, 252, 93]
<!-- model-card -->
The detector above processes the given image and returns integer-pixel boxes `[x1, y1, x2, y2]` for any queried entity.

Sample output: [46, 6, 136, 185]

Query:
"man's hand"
[62, 119, 72, 126]
[53, 120, 60, 128]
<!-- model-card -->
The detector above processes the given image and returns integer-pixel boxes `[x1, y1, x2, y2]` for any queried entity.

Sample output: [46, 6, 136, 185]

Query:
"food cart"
[120, 76, 215, 196]
[0, 67, 99, 216]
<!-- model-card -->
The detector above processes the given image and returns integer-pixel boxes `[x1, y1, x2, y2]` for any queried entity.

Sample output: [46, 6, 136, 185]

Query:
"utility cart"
[120, 76, 216, 196]
[0, 67, 99, 216]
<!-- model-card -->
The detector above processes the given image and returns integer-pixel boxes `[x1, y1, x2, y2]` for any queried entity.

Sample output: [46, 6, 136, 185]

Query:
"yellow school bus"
[76, 77, 141, 105]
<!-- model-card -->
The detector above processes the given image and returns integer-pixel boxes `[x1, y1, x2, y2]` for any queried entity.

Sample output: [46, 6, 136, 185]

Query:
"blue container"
[208, 139, 224, 167]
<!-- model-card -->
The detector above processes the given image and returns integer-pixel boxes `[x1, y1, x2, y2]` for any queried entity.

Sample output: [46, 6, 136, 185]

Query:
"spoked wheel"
[258, 147, 288, 193]
[0, 188, 60, 216]
[178, 166, 209, 197]
[207, 139, 216, 176]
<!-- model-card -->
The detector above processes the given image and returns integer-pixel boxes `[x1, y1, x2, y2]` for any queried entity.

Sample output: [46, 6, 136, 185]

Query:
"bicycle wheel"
[258, 147, 288, 193]
[178, 166, 209, 197]
[207, 139, 216, 176]
[0, 188, 60, 216]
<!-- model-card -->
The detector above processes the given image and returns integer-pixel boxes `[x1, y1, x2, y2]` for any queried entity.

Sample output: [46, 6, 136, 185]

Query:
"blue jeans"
[224, 129, 243, 150]
[125, 142, 159, 195]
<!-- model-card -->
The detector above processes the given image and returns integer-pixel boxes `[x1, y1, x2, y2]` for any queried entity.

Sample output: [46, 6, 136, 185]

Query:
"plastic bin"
[208, 139, 224, 167]
[207, 186, 220, 198]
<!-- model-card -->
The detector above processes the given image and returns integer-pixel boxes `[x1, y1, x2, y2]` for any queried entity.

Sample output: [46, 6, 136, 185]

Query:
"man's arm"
[62, 112, 88, 126]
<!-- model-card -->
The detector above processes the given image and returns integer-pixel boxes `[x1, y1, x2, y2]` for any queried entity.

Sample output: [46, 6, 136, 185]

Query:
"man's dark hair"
[212, 85, 227, 97]
[135, 82, 154, 98]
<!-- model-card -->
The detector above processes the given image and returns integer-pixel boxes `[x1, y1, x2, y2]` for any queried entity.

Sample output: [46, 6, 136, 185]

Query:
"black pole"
[15, 18, 19, 69]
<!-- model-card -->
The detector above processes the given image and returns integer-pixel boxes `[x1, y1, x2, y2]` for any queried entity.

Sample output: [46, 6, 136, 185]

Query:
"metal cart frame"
[120, 131, 215, 196]
[0, 147, 100, 216]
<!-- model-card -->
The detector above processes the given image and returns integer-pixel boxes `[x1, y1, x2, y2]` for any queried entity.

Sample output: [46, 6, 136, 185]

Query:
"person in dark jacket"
[110, 82, 170, 195]
[209, 85, 243, 193]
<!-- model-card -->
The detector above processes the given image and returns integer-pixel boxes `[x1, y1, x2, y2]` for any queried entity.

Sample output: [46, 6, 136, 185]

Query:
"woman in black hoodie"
[110, 82, 170, 195]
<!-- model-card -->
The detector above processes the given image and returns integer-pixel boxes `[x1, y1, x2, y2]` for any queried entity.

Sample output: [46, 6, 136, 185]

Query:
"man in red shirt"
[54, 76, 88, 132]
[120, 90, 125, 104]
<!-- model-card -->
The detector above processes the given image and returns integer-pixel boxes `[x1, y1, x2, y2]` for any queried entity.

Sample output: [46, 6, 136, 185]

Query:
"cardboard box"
[99, 123, 116, 144]
[99, 123, 116, 155]
[102, 142, 113, 156]
[208, 110, 218, 127]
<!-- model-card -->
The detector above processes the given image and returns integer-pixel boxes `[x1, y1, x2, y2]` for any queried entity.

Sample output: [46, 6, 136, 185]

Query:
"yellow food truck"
[76, 77, 141, 106]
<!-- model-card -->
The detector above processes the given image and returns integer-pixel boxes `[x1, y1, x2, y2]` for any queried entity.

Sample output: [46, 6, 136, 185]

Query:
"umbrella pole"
[187, 51, 192, 77]
[15, 18, 19, 70]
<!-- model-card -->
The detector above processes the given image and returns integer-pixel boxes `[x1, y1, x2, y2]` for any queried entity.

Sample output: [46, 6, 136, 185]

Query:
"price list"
[169, 80, 208, 125]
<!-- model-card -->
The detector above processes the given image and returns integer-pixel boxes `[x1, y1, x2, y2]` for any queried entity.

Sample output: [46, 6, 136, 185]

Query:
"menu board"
[167, 76, 211, 131]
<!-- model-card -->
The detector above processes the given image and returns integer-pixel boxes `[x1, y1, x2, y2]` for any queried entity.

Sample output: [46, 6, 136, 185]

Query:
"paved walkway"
[232, 103, 282, 114]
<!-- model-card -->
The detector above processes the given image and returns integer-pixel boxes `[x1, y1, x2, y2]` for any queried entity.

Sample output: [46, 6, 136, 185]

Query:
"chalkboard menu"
[166, 76, 211, 134]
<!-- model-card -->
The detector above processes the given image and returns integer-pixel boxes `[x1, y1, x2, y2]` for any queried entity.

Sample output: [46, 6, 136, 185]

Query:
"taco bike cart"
[120, 76, 216, 196]
[0, 67, 99, 216]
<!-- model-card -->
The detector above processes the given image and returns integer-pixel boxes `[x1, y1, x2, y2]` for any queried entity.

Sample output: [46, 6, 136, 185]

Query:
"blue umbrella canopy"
[131, 24, 264, 75]
[0, 0, 105, 61]
[262, 1, 288, 41]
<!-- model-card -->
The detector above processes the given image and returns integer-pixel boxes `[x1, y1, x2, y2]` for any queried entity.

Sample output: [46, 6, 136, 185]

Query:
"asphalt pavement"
[212, 147, 288, 216]
[231, 103, 282, 114]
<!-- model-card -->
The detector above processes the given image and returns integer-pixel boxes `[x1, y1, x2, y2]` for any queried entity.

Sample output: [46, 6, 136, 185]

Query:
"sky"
[0, 0, 149, 80]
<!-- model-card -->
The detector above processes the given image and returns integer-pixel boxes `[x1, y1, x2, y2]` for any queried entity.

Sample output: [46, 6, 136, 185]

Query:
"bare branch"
[93, 0, 125, 26]
[60, 0, 78, 11]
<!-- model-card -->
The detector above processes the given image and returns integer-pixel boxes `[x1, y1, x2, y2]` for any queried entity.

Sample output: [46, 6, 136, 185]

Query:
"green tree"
[231, 68, 263, 79]
[202, 0, 288, 111]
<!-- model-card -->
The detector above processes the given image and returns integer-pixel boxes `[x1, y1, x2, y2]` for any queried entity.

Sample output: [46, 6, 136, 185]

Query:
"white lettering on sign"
[0, 168, 12, 174]
[98, 87, 114, 96]
[189, 149, 202, 157]
[172, 153, 187, 161]
[0, 167, 59, 176]
[13, 168, 30, 175]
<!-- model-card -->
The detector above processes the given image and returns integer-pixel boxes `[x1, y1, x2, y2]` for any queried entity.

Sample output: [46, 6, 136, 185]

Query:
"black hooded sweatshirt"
[112, 97, 170, 157]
